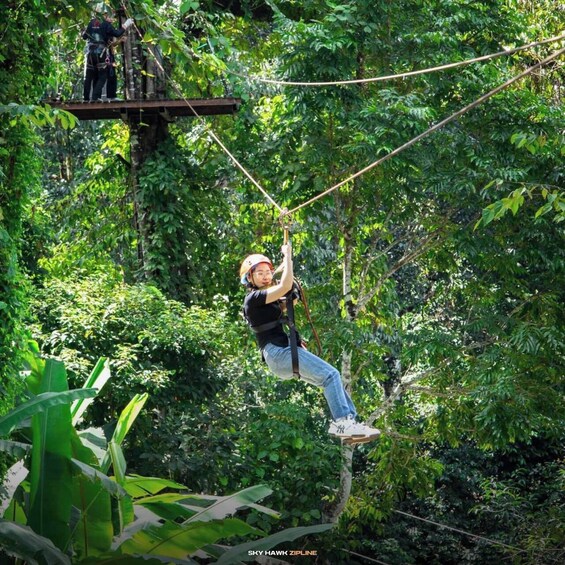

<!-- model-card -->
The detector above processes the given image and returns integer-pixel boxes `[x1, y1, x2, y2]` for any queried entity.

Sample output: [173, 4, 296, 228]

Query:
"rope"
[122, 3, 564, 89]
[284, 45, 565, 217]
[123, 7, 284, 213]
[204, 34, 565, 87]
[295, 279, 323, 356]
[393, 509, 527, 553]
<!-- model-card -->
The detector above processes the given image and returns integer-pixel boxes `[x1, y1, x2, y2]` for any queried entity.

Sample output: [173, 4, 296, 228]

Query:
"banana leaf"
[70, 458, 127, 499]
[108, 440, 135, 531]
[134, 493, 200, 521]
[182, 485, 275, 523]
[28, 359, 74, 551]
[115, 518, 263, 558]
[0, 389, 97, 437]
[0, 518, 71, 565]
[77, 427, 108, 464]
[214, 523, 334, 564]
[134, 499, 194, 521]
[101, 393, 148, 474]
[22, 341, 45, 394]
[69, 432, 113, 559]
[71, 357, 111, 425]
[113, 504, 164, 542]
[2, 479, 27, 524]
[133, 487, 280, 523]
[122, 475, 188, 498]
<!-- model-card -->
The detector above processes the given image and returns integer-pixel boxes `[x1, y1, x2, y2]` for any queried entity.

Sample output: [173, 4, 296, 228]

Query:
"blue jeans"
[263, 343, 357, 421]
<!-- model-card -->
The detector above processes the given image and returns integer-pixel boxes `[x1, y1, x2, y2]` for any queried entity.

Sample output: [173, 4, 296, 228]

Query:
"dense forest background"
[1, 0, 564, 563]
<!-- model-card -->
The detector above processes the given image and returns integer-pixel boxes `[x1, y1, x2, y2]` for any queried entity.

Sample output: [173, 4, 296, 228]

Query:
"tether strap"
[285, 294, 300, 377]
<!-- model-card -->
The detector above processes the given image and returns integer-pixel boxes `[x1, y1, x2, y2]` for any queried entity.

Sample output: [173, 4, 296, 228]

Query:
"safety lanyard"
[285, 292, 300, 377]
[281, 218, 300, 378]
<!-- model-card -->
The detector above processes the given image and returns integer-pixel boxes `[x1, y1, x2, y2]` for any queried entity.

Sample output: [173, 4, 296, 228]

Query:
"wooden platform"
[47, 98, 241, 121]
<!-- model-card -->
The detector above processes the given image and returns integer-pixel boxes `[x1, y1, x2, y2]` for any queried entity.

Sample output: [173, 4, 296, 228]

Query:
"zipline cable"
[341, 549, 392, 565]
[135, 12, 563, 88]
[200, 34, 565, 87]
[393, 510, 527, 553]
[283, 45, 565, 217]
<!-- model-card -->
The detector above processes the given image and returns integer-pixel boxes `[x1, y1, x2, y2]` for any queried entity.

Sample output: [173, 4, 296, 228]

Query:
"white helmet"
[239, 254, 273, 284]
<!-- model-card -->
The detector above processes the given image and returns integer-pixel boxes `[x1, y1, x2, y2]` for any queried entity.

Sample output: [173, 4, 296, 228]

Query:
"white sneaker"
[354, 422, 381, 438]
[329, 415, 379, 438]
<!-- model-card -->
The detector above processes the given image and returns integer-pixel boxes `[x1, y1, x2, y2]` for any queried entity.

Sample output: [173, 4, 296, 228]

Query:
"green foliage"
[36, 119, 133, 281]
[1, 350, 331, 563]
[228, 395, 342, 528]
[0, 102, 43, 482]
[3, 0, 564, 560]
[0, 0, 83, 485]
[137, 134, 236, 303]
[358, 441, 565, 565]
[30, 274, 242, 482]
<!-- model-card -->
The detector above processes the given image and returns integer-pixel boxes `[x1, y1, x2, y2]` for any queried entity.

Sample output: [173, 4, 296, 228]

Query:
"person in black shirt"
[82, 5, 133, 101]
[241, 244, 380, 441]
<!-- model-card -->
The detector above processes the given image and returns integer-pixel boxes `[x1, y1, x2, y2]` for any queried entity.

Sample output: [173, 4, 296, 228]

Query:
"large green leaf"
[122, 475, 188, 498]
[0, 518, 71, 565]
[28, 359, 74, 550]
[69, 431, 113, 559]
[77, 427, 108, 464]
[22, 341, 46, 395]
[108, 440, 135, 530]
[135, 493, 204, 522]
[183, 485, 276, 523]
[115, 518, 263, 557]
[0, 389, 97, 437]
[71, 357, 111, 425]
[101, 393, 148, 474]
[135, 499, 194, 521]
[214, 524, 334, 564]
[2, 477, 28, 524]
[70, 458, 127, 499]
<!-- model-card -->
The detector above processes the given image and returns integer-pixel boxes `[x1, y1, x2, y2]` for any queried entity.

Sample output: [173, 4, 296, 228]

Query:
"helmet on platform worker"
[93, 2, 114, 19]
[240, 254, 273, 285]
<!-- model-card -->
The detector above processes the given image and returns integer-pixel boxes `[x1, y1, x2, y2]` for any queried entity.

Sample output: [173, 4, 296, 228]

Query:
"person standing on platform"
[82, 4, 133, 101]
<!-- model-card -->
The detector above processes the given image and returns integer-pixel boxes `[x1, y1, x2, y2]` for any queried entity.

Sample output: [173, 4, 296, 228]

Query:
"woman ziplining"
[239, 229, 381, 446]
[122, 15, 564, 449]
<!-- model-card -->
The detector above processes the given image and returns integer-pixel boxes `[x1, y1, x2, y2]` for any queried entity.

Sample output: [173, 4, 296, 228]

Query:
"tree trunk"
[121, 20, 169, 277]
[324, 223, 356, 523]
[324, 446, 354, 524]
